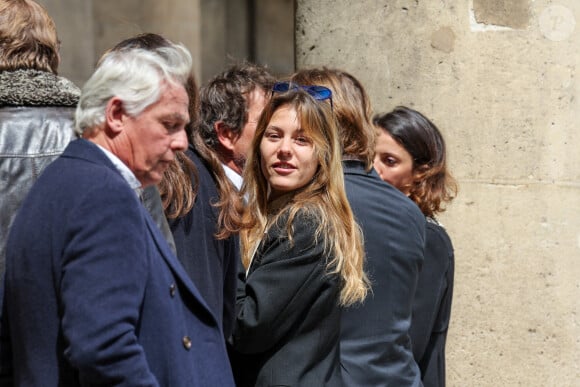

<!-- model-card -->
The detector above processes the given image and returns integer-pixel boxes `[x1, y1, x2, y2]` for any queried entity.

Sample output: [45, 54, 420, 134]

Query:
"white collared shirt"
[95, 144, 142, 198]
[222, 163, 243, 191]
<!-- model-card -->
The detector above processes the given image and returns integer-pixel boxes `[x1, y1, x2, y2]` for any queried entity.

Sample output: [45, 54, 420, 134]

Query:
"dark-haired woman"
[373, 106, 458, 387]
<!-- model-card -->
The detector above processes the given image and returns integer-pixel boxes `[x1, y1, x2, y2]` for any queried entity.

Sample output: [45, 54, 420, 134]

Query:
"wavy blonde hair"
[291, 68, 376, 171]
[240, 88, 369, 306]
[0, 0, 60, 73]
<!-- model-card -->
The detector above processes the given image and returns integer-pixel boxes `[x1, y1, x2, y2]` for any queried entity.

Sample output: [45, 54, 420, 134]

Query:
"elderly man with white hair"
[1, 40, 235, 386]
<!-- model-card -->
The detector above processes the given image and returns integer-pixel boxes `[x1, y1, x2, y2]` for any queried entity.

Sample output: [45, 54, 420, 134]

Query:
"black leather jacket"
[0, 69, 80, 273]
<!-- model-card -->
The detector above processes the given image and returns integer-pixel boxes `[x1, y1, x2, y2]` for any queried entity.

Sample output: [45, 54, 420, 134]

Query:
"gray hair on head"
[75, 43, 192, 135]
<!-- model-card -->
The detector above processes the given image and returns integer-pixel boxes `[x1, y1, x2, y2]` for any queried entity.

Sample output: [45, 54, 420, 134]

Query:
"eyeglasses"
[272, 82, 333, 110]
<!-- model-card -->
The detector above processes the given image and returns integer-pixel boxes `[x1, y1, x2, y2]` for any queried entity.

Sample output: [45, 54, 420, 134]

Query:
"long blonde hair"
[291, 68, 376, 171]
[240, 88, 368, 306]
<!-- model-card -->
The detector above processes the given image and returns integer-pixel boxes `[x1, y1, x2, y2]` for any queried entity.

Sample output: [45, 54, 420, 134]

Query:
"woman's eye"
[383, 156, 397, 166]
[265, 131, 280, 140]
[295, 136, 311, 145]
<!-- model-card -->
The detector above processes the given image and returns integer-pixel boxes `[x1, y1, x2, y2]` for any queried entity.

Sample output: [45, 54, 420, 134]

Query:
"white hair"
[75, 43, 192, 135]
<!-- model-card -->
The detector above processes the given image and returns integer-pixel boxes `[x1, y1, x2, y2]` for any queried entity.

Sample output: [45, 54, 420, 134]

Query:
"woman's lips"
[272, 162, 295, 174]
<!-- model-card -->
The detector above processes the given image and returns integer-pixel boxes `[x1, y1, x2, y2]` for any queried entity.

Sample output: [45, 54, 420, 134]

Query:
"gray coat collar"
[0, 69, 80, 107]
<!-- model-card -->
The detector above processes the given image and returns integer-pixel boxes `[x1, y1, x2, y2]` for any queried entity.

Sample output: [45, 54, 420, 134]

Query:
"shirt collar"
[95, 144, 142, 195]
[222, 163, 243, 191]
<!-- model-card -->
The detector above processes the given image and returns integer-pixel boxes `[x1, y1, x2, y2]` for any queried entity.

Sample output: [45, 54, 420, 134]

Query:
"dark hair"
[193, 61, 278, 237]
[373, 106, 457, 217]
[109, 33, 171, 52]
[197, 61, 276, 150]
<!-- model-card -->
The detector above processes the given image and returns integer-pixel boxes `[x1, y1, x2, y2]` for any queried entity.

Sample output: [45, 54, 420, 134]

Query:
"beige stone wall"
[296, 0, 579, 386]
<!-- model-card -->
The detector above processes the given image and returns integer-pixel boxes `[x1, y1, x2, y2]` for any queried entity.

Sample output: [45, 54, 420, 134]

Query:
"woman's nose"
[277, 137, 292, 156]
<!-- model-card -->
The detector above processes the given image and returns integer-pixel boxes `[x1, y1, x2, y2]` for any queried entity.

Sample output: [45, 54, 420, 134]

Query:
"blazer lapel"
[67, 139, 220, 325]
[141, 207, 219, 324]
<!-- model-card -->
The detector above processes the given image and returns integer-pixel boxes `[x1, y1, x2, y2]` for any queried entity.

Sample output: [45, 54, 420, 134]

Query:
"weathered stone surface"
[473, 0, 531, 29]
[297, 1, 579, 385]
[431, 27, 456, 53]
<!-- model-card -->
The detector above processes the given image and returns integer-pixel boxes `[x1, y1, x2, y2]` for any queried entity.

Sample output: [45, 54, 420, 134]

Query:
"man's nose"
[172, 129, 188, 151]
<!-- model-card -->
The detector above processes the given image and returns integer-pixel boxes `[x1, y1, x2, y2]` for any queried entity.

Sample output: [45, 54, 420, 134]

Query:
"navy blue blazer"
[409, 219, 454, 387]
[170, 145, 239, 339]
[340, 160, 426, 387]
[1, 139, 235, 386]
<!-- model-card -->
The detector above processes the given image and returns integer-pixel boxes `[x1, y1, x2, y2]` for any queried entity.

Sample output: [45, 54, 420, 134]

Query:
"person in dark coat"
[1, 41, 235, 386]
[169, 144, 242, 339]
[0, 0, 79, 273]
[0, 4, 175, 274]
[101, 36, 241, 341]
[232, 85, 369, 386]
[373, 106, 458, 387]
[292, 69, 426, 387]
[197, 62, 276, 189]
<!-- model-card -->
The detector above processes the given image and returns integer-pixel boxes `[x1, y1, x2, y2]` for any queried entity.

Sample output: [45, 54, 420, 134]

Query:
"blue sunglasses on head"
[272, 82, 333, 110]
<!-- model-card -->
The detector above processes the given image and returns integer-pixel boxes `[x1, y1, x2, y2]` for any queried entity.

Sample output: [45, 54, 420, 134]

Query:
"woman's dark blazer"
[232, 209, 343, 387]
[340, 160, 425, 387]
[409, 218, 454, 387]
[170, 145, 239, 339]
[1, 139, 235, 386]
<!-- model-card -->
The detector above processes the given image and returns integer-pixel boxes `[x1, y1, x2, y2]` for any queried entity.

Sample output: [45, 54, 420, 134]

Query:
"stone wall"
[37, 0, 294, 87]
[296, 0, 579, 385]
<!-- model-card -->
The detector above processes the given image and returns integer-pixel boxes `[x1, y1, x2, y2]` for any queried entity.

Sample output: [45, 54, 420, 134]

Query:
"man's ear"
[104, 97, 126, 135]
[214, 121, 237, 151]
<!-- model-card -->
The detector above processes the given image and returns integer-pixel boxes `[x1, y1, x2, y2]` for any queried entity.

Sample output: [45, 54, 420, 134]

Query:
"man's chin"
[137, 171, 164, 188]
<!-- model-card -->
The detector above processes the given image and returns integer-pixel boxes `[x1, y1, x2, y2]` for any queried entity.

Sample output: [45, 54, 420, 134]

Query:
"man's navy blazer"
[340, 160, 426, 387]
[170, 146, 239, 340]
[1, 139, 235, 386]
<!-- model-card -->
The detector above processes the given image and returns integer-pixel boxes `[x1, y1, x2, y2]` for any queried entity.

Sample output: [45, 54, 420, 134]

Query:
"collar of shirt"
[95, 144, 142, 197]
[222, 163, 243, 191]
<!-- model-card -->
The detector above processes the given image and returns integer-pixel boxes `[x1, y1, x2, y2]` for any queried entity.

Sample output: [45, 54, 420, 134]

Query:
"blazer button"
[169, 283, 176, 297]
[182, 336, 192, 350]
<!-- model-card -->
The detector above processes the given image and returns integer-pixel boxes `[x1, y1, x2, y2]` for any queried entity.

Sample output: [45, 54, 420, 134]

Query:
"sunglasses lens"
[273, 82, 291, 92]
[272, 83, 332, 108]
[307, 86, 332, 101]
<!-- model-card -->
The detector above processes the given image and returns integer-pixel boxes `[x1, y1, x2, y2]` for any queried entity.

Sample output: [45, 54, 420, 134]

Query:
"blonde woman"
[291, 68, 426, 386]
[231, 83, 368, 386]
